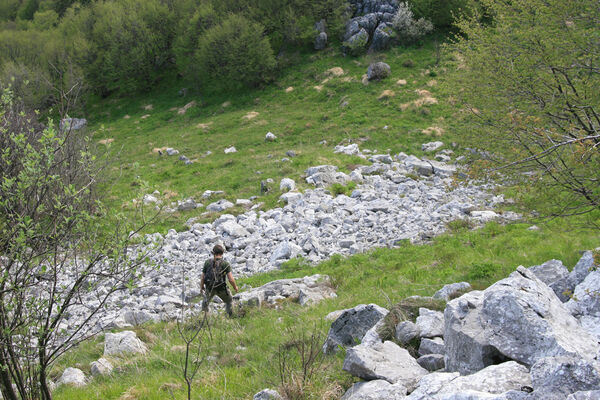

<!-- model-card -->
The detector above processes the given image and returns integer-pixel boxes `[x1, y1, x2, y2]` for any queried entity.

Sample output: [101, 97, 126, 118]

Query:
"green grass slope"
[50, 39, 599, 399]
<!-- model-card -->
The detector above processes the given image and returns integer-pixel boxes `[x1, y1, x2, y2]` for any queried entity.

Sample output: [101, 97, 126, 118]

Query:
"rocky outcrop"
[530, 356, 600, 399]
[343, 0, 399, 54]
[323, 304, 388, 353]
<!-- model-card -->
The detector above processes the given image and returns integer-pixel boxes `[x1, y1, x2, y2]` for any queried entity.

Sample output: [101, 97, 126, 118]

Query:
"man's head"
[212, 244, 224, 257]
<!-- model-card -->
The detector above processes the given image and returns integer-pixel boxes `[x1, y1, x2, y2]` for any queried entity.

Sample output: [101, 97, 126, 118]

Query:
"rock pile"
[56, 143, 518, 335]
[333, 251, 600, 399]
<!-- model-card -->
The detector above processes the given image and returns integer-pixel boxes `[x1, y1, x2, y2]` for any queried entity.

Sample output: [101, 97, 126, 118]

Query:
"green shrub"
[78, 0, 175, 95]
[407, 0, 472, 28]
[191, 14, 276, 88]
[467, 262, 498, 280]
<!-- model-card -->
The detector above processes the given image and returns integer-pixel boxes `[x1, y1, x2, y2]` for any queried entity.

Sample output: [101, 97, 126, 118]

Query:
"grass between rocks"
[88, 36, 457, 234]
[51, 34, 600, 399]
[52, 217, 598, 400]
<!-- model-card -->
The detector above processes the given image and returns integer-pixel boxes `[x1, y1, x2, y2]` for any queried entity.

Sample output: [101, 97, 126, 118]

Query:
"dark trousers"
[202, 285, 233, 316]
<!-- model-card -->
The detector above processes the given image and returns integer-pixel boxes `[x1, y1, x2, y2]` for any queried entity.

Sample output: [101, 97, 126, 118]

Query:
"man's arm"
[227, 272, 239, 293]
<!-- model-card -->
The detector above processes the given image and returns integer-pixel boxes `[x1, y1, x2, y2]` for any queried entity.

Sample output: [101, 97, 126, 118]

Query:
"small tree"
[0, 88, 154, 400]
[449, 0, 600, 218]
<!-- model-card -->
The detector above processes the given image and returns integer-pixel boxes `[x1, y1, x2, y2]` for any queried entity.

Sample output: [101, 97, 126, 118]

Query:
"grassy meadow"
[50, 38, 599, 399]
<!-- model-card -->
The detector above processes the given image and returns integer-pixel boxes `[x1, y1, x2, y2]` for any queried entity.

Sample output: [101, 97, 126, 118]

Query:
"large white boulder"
[341, 379, 407, 400]
[343, 341, 428, 391]
[57, 367, 87, 387]
[104, 331, 147, 356]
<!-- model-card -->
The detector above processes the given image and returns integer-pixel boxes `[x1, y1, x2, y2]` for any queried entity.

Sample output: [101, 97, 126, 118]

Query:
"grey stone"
[122, 310, 155, 326]
[315, 31, 328, 50]
[253, 389, 282, 400]
[280, 178, 296, 192]
[224, 146, 237, 154]
[580, 315, 600, 341]
[334, 144, 360, 155]
[567, 391, 600, 400]
[367, 62, 391, 81]
[482, 267, 600, 367]
[528, 259, 570, 301]
[60, 118, 87, 132]
[220, 220, 250, 238]
[265, 132, 277, 141]
[323, 303, 389, 353]
[434, 282, 471, 301]
[361, 316, 387, 346]
[270, 241, 302, 263]
[419, 337, 445, 356]
[416, 308, 445, 338]
[395, 320, 421, 344]
[405, 157, 433, 176]
[438, 362, 531, 396]
[279, 192, 302, 205]
[206, 200, 234, 212]
[370, 23, 392, 51]
[166, 148, 179, 156]
[567, 268, 600, 317]
[343, 341, 428, 391]
[531, 356, 600, 397]
[343, 28, 369, 56]
[104, 331, 147, 356]
[444, 291, 507, 375]
[177, 198, 197, 211]
[422, 141, 444, 152]
[57, 367, 86, 387]
[90, 358, 113, 377]
[406, 371, 461, 400]
[565, 251, 598, 297]
[341, 380, 407, 400]
[417, 354, 445, 371]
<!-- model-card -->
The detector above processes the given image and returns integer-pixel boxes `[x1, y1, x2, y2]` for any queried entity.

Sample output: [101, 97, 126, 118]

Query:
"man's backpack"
[204, 259, 226, 289]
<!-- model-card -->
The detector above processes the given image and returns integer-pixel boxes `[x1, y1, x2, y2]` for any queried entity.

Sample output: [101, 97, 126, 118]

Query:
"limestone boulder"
[433, 282, 471, 301]
[419, 337, 444, 356]
[90, 358, 113, 377]
[253, 389, 282, 400]
[341, 380, 407, 400]
[343, 341, 428, 391]
[367, 62, 391, 81]
[444, 291, 507, 375]
[530, 356, 600, 398]
[417, 354, 445, 372]
[323, 303, 388, 353]
[416, 308, 444, 338]
[104, 331, 147, 356]
[57, 367, 86, 387]
[567, 268, 600, 317]
[528, 259, 570, 301]
[567, 391, 600, 400]
[481, 267, 600, 367]
[395, 320, 421, 344]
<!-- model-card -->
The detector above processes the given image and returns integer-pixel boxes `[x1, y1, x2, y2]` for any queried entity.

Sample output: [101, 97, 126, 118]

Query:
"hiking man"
[200, 244, 239, 317]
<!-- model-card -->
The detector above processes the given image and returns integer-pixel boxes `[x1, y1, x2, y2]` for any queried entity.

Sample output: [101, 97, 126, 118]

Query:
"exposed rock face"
[343, 341, 428, 391]
[482, 267, 600, 367]
[367, 62, 391, 80]
[341, 380, 407, 400]
[57, 367, 87, 387]
[323, 304, 388, 353]
[233, 274, 335, 308]
[530, 356, 600, 398]
[315, 31, 328, 50]
[104, 331, 147, 356]
[343, 0, 399, 54]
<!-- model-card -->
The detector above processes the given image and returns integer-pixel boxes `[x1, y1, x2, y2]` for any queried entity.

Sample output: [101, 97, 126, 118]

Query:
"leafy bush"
[391, 2, 433, 43]
[191, 14, 276, 88]
[407, 0, 472, 28]
[77, 0, 175, 95]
